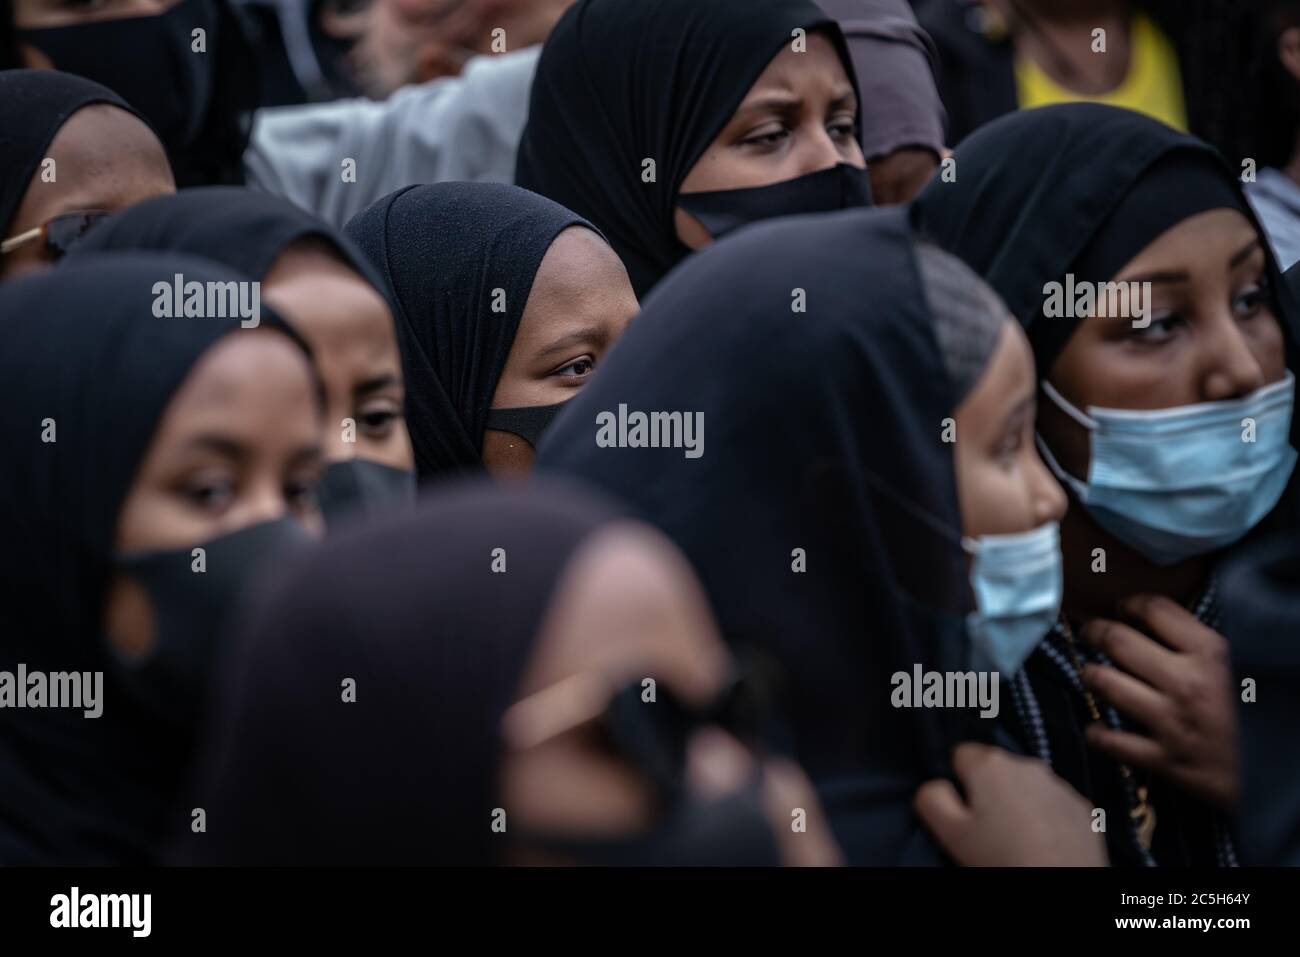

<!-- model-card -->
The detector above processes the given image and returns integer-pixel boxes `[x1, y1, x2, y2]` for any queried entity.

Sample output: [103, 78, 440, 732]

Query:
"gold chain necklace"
[1056, 617, 1157, 851]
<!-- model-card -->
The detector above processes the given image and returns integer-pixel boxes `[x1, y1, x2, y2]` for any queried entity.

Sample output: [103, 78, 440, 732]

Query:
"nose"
[1201, 310, 1267, 401]
[792, 123, 850, 178]
[241, 479, 290, 528]
[1029, 447, 1069, 525]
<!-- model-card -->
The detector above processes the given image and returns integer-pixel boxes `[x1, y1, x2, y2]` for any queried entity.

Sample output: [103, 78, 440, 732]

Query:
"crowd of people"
[0, 0, 1298, 867]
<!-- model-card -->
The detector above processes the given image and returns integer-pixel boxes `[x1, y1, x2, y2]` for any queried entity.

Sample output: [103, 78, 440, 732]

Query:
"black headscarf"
[14, 0, 258, 186]
[910, 102, 1300, 377]
[0, 253, 309, 864]
[515, 0, 860, 299]
[343, 183, 597, 481]
[537, 206, 974, 865]
[68, 185, 387, 301]
[0, 69, 150, 238]
[179, 481, 621, 864]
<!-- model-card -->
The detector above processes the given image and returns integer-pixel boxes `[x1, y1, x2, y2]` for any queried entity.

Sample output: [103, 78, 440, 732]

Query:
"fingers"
[1119, 594, 1220, 655]
[1081, 661, 1169, 731]
[1082, 618, 1178, 686]
[914, 778, 971, 851]
[1085, 724, 1167, 771]
[950, 740, 998, 782]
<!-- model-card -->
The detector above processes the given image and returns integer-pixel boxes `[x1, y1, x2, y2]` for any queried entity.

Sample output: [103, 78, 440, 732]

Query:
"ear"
[1278, 26, 1300, 84]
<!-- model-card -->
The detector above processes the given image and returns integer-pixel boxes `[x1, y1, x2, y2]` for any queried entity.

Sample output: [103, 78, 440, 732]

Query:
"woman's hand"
[1080, 593, 1239, 810]
[915, 743, 1108, 866]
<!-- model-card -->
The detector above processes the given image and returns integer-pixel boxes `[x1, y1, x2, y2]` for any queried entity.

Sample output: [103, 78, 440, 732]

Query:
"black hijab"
[536, 206, 974, 865]
[910, 102, 1300, 377]
[0, 69, 150, 238]
[68, 185, 381, 288]
[0, 253, 308, 864]
[179, 481, 621, 865]
[515, 0, 861, 298]
[343, 183, 597, 481]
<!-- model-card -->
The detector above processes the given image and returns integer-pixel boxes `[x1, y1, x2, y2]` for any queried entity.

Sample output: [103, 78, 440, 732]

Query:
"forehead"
[739, 31, 852, 99]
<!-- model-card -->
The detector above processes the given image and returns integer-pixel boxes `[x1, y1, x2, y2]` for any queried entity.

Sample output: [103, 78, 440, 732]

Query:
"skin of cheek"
[2, 106, 174, 279]
[101, 333, 323, 658]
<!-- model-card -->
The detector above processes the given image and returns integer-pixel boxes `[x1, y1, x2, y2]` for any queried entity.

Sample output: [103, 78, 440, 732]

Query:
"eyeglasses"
[1, 210, 109, 258]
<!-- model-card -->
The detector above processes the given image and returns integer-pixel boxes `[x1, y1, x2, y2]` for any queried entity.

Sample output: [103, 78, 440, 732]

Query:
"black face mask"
[484, 401, 567, 449]
[676, 162, 873, 241]
[20, 0, 220, 150]
[108, 517, 313, 728]
[511, 663, 789, 865]
[317, 458, 416, 526]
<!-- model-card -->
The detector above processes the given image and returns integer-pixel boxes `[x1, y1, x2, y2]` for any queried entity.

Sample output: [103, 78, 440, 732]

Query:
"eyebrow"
[180, 434, 248, 461]
[536, 326, 606, 361]
[353, 372, 401, 398]
[1120, 239, 1263, 285]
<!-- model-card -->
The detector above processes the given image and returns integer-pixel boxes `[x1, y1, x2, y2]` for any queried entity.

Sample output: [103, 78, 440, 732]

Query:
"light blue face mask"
[1038, 371, 1298, 567]
[962, 521, 1063, 678]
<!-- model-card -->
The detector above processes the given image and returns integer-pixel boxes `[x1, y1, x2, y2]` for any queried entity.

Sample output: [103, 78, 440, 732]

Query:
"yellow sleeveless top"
[1014, 13, 1188, 131]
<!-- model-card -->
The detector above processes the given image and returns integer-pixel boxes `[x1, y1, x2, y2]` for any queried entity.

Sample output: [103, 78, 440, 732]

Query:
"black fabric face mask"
[509, 662, 789, 865]
[19, 0, 220, 149]
[676, 162, 873, 241]
[108, 517, 313, 728]
[317, 458, 416, 526]
[485, 401, 567, 449]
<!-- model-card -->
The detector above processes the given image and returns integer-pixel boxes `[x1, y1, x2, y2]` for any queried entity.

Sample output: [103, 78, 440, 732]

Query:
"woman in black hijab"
[181, 481, 844, 866]
[0, 69, 174, 280]
[515, 0, 872, 299]
[343, 182, 638, 482]
[913, 102, 1300, 865]
[0, 253, 323, 864]
[534, 205, 1077, 864]
[11, 0, 260, 186]
[69, 186, 415, 523]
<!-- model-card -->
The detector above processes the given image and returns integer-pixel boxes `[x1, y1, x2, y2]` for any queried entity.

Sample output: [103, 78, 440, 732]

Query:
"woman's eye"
[357, 405, 401, 437]
[181, 478, 235, 512]
[63, 0, 109, 12]
[739, 125, 789, 148]
[1233, 280, 1270, 320]
[1128, 313, 1184, 342]
[827, 118, 855, 140]
[552, 356, 595, 378]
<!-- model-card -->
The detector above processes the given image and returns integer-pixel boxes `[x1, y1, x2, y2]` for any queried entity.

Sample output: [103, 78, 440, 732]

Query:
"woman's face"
[103, 329, 325, 657]
[673, 30, 866, 250]
[482, 226, 638, 477]
[1, 104, 174, 281]
[954, 320, 1068, 539]
[263, 242, 415, 472]
[1039, 208, 1290, 481]
[498, 521, 843, 866]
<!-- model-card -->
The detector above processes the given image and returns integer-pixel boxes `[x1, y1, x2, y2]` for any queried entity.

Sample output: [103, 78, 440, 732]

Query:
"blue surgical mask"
[1038, 372, 1298, 566]
[962, 521, 1063, 678]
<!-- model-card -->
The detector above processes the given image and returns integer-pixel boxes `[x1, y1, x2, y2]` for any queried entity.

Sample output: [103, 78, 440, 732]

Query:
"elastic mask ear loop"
[1040, 379, 1098, 430]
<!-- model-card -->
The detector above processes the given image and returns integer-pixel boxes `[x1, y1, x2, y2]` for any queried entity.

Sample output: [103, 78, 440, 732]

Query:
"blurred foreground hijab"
[0, 69, 146, 238]
[181, 483, 615, 864]
[0, 254, 303, 864]
[344, 183, 593, 481]
[515, 0, 865, 299]
[537, 207, 973, 864]
[910, 103, 1288, 374]
[17, 0, 258, 186]
[1219, 533, 1300, 865]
